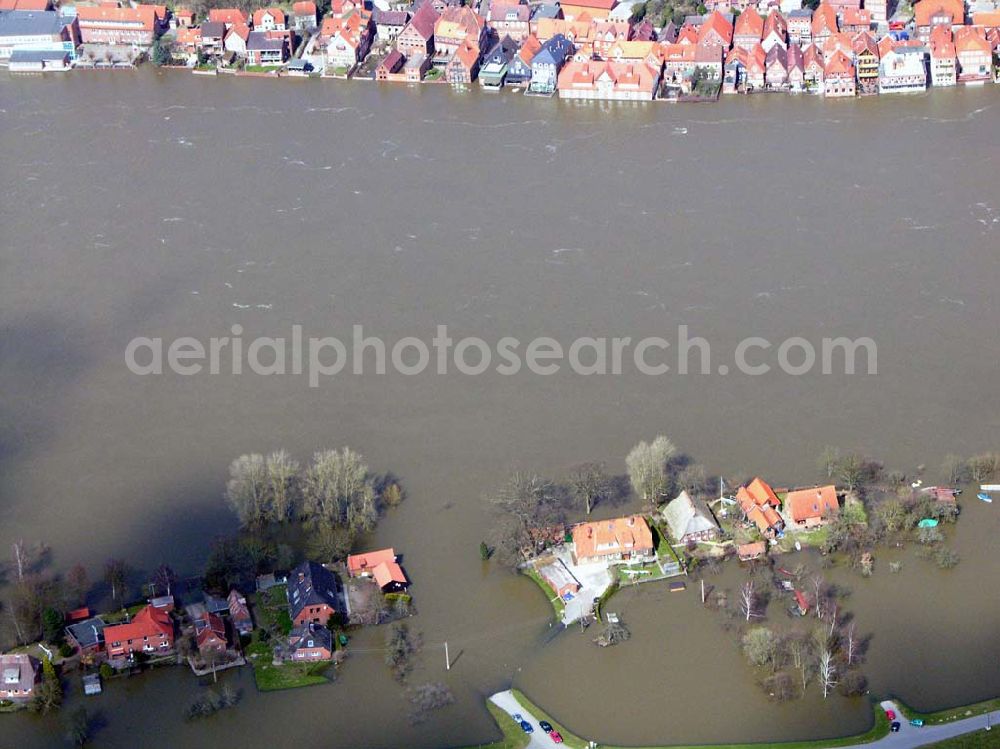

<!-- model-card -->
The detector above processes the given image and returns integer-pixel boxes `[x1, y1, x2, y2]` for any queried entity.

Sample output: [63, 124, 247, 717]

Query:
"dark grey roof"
[288, 622, 332, 653]
[9, 48, 68, 62]
[200, 20, 226, 37]
[247, 30, 285, 50]
[287, 57, 311, 69]
[0, 9, 64, 36]
[203, 593, 230, 613]
[530, 3, 560, 19]
[287, 561, 340, 620]
[66, 617, 106, 649]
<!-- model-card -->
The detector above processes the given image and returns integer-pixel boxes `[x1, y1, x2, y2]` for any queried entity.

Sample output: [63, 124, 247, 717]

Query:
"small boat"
[981, 484, 1000, 492]
[794, 541, 802, 551]
[917, 518, 939, 528]
[669, 581, 686, 593]
[977, 493, 993, 503]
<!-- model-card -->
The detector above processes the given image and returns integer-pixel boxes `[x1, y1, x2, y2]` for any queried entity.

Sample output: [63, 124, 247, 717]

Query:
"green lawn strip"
[507, 689, 889, 749]
[921, 731, 1000, 749]
[522, 567, 565, 619]
[455, 701, 531, 749]
[510, 689, 588, 749]
[893, 696, 1000, 725]
[245, 640, 330, 691]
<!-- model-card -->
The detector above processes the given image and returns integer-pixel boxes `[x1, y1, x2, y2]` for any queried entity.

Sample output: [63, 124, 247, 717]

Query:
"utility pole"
[444, 641, 450, 671]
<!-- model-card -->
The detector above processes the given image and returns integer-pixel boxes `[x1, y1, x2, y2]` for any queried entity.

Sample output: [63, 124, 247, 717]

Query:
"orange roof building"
[735, 478, 784, 538]
[572, 515, 654, 565]
[104, 605, 174, 659]
[734, 7, 764, 49]
[811, 3, 838, 42]
[560, 0, 616, 21]
[76, 3, 164, 44]
[784, 485, 839, 526]
[347, 548, 409, 591]
[698, 10, 734, 48]
[558, 58, 660, 99]
[914, 0, 964, 35]
[208, 8, 249, 27]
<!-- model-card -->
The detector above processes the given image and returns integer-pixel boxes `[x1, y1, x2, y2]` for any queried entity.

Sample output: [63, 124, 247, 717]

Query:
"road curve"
[488, 693, 1000, 749]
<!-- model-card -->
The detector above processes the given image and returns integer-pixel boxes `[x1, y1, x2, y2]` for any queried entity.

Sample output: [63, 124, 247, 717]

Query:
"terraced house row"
[1, 0, 998, 96]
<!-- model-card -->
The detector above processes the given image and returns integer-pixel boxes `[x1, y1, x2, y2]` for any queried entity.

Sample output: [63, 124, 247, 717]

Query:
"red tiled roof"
[103, 605, 172, 645]
[372, 560, 409, 588]
[293, 0, 317, 15]
[252, 7, 286, 26]
[785, 484, 839, 523]
[347, 548, 397, 576]
[914, 0, 963, 27]
[734, 7, 764, 39]
[208, 7, 249, 26]
[76, 3, 162, 30]
[572, 515, 653, 560]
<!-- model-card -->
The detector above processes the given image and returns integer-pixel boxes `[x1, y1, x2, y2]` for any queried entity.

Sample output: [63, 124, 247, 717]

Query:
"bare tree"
[225, 454, 270, 527]
[739, 579, 760, 622]
[626, 435, 677, 509]
[265, 449, 300, 522]
[153, 564, 177, 597]
[844, 621, 857, 665]
[819, 648, 836, 698]
[568, 462, 611, 515]
[486, 473, 564, 566]
[302, 448, 377, 533]
[11, 540, 27, 582]
[104, 559, 130, 604]
[811, 575, 825, 620]
[66, 564, 89, 606]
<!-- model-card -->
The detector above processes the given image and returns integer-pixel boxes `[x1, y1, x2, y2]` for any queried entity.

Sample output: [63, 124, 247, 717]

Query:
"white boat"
[980, 484, 1000, 492]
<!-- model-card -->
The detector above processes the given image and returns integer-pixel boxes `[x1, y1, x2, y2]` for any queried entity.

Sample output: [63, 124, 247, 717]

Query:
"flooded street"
[0, 71, 998, 747]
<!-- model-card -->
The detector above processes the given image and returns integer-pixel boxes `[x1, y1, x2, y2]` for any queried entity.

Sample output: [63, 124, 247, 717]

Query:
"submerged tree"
[302, 448, 378, 533]
[625, 435, 677, 509]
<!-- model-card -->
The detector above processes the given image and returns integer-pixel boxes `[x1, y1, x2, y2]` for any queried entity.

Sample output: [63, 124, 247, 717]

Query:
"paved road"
[489, 690, 557, 749]
[844, 701, 1000, 749]
[489, 694, 1000, 749]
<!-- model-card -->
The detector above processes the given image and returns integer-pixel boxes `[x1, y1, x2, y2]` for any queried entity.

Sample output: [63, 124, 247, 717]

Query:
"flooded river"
[0, 71, 998, 748]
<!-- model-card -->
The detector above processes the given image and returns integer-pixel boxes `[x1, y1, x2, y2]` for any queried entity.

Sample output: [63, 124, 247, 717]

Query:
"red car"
[885, 709, 896, 721]
[549, 731, 563, 744]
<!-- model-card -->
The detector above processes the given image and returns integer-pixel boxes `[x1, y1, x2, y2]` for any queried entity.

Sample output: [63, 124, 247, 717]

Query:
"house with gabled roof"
[228, 589, 254, 636]
[208, 7, 248, 27]
[253, 7, 286, 31]
[787, 8, 812, 44]
[374, 8, 409, 42]
[292, 0, 318, 30]
[852, 30, 880, 92]
[397, 0, 438, 55]
[787, 41, 805, 87]
[559, 0, 617, 22]
[913, 0, 964, 41]
[325, 12, 375, 69]
[247, 30, 289, 65]
[528, 32, 573, 93]
[571, 515, 654, 565]
[434, 4, 486, 60]
[955, 25, 993, 81]
[698, 10, 734, 49]
[879, 44, 928, 92]
[761, 9, 788, 50]
[66, 616, 106, 655]
[446, 37, 481, 81]
[802, 40, 824, 83]
[487, 1, 530, 42]
[662, 490, 720, 544]
[104, 605, 174, 660]
[736, 478, 784, 537]
[841, 7, 871, 32]
[223, 21, 250, 55]
[194, 611, 228, 656]
[505, 32, 541, 84]
[479, 33, 518, 86]
[784, 485, 840, 527]
[76, 3, 164, 45]
[557, 58, 661, 99]
[929, 25, 957, 85]
[287, 622, 332, 661]
[765, 42, 789, 85]
[810, 2, 838, 47]
[734, 7, 764, 49]
[287, 561, 341, 627]
[823, 47, 856, 95]
[0, 654, 38, 703]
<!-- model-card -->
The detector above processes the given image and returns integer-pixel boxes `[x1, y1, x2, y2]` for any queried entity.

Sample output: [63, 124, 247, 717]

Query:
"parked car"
[550, 730, 564, 743]
[910, 719, 924, 727]
[520, 720, 534, 734]
[890, 722, 901, 733]
[513, 714, 523, 722]
[885, 709, 896, 721]
[539, 720, 553, 733]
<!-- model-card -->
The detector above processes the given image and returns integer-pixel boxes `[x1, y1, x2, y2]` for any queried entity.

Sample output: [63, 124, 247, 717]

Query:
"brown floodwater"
[0, 71, 998, 748]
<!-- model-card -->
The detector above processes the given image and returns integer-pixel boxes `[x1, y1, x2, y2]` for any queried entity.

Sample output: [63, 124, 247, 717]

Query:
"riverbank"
[482, 688, 893, 749]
